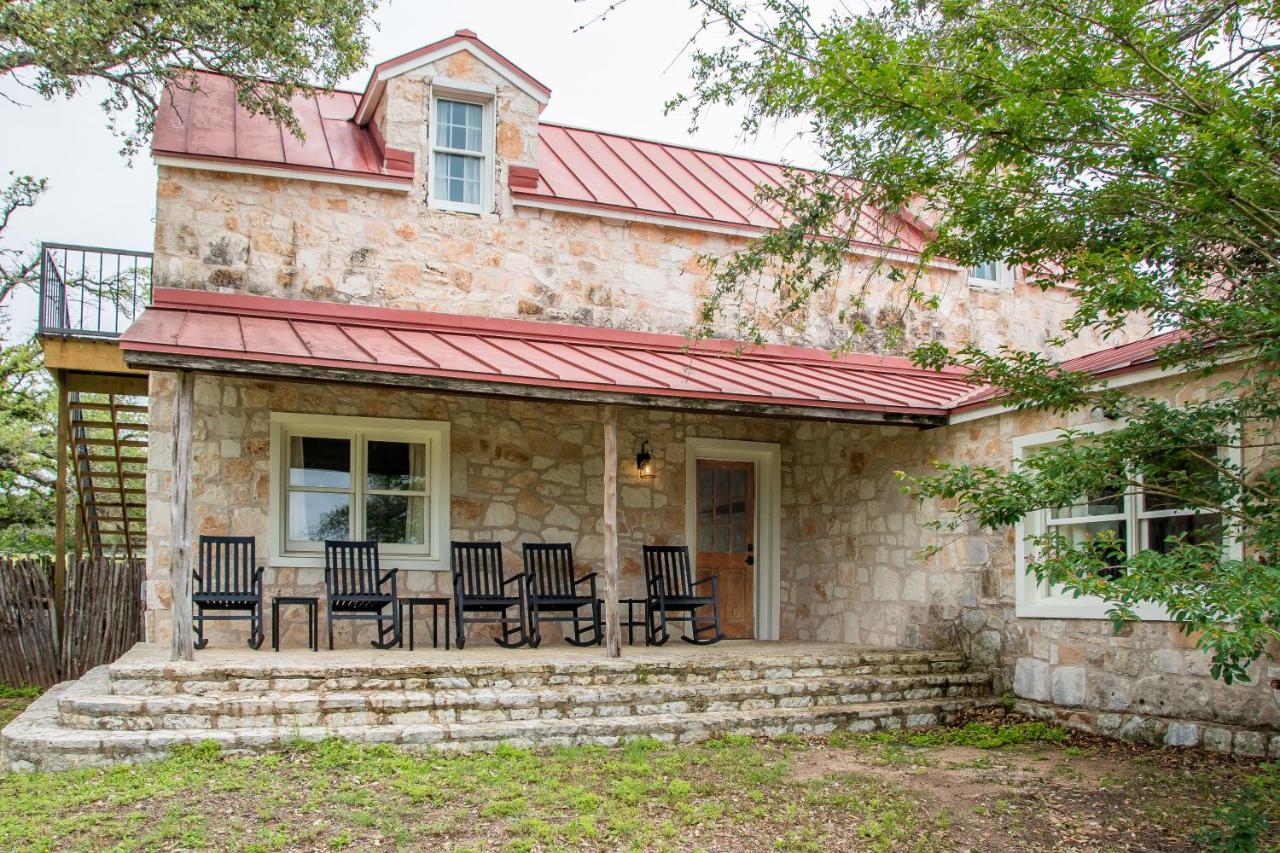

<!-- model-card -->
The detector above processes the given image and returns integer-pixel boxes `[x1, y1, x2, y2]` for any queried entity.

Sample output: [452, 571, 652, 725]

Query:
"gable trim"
[354, 34, 551, 125]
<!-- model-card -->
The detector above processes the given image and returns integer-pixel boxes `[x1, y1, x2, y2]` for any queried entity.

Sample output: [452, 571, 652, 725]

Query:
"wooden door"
[695, 459, 755, 639]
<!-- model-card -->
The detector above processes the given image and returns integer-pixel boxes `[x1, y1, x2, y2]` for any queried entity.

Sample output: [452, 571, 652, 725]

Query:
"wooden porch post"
[602, 405, 622, 658]
[169, 370, 195, 662]
[53, 369, 68, 625]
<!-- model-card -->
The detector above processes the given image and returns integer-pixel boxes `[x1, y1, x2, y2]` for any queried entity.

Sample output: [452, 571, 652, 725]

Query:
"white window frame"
[1013, 421, 1241, 620]
[268, 413, 451, 570]
[968, 261, 1014, 290]
[428, 78, 496, 215]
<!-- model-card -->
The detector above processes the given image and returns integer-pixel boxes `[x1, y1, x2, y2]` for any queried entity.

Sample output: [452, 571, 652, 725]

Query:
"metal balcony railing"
[38, 242, 153, 339]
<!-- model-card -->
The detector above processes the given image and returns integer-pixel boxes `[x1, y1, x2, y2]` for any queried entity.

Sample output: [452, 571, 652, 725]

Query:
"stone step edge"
[106, 662, 971, 695]
[5, 682, 999, 771]
[64, 685, 994, 730]
[106, 649, 968, 684]
[76, 671, 994, 717]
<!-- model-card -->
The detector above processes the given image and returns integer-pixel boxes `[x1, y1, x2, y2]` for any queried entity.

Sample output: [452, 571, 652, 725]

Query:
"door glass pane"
[714, 469, 731, 518]
[367, 440, 427, 491]
[365, 494, 426, 545]
[288, 491, 350, 541]
[714, 524, 729, 552]
[436, 99, 483, 152]
[698, 524, 713, 551]
[288, 436, 351, 488]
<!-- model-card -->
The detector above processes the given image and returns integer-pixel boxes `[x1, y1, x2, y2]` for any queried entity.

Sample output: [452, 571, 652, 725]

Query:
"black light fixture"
[636, 440, 655, 479]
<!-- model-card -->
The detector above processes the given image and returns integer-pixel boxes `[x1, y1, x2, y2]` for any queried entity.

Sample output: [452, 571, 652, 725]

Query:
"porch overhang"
[120, 290, 971, 427]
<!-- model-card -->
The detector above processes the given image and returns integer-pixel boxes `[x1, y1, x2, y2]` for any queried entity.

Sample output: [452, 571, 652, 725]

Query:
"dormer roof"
[352, 29, 551, 125]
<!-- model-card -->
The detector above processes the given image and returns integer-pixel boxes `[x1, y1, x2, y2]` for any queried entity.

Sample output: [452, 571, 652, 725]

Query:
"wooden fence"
[0, 556, 145, 688]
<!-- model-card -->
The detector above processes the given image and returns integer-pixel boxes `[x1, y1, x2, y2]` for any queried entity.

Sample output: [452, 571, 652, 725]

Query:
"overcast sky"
[0, 0, 821, 340]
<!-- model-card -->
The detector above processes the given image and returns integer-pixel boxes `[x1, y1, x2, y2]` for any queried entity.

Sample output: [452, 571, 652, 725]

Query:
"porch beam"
[169, 370, 195, 662]
[602, 405, 622, 658]
[121, 352, 948, 428]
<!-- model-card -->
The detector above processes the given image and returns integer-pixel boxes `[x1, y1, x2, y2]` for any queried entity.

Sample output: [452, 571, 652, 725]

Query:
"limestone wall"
[834, 373, 1280, 754]
[150, 49, 1130, 357]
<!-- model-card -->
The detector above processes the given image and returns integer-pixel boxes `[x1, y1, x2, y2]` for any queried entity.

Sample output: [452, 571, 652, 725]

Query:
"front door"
[695, 459, 755, 639]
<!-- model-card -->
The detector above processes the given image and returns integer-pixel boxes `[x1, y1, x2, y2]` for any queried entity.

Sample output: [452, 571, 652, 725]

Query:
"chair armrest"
[572, 572, 599, 587]
[691, 575, 717, 589]
[378, 568, 399, 589]
[501, 572, 525, 589]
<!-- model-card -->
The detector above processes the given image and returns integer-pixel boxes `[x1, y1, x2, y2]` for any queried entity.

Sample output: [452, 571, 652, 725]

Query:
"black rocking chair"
[523, 542, 602, 648]
[643, 545, 724, 646]
[324, 540, 400, 650]
[451, 541, 531, 649]
[193, 535, 265, 650]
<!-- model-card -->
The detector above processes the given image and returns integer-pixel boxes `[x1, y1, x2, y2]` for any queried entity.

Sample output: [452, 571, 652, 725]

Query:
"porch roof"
[119, 290, 974, 426]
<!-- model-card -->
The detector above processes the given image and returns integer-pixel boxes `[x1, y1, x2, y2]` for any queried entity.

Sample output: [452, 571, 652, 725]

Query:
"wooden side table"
[398, 596, 451, 650]
[272, 595, 319, 652]
[617, 598, 650, 646]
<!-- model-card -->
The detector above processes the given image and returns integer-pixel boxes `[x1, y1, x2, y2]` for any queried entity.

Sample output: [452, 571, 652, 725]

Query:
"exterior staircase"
[69, 393, 148, 560]
[2, 643, 996, 771]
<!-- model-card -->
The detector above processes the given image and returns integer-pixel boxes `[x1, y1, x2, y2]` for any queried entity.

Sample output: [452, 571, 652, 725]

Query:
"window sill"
[428, 198, 485, 215]
[1016, 598, 1176, 622]
[269, 554, 448, 572]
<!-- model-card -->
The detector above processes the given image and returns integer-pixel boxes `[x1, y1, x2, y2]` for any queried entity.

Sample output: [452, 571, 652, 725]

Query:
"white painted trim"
[512, 196, 960, 271]
[1012, 419, 1242, 621]
[683, 438, 782, 640]
[430, 76, 497, 97]
[949, 364, 1183, 426]
[427, 86, 496, 215]
[153, 155, 413, 193]
[268, 412, 451, 571]
[967, 261, 1014, 291]
[354, 41, 549, 125]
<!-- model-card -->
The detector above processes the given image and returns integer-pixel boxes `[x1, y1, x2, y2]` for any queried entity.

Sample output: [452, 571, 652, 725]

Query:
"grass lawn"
[0, 705, 1276, 852]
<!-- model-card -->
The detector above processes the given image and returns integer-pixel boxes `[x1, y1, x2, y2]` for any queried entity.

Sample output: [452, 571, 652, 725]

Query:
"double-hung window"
[430, 92, 492, 213]
[969, 261, 1012, 289]
[1014, 423, 1237, 619]
[270, 414, 450, 567]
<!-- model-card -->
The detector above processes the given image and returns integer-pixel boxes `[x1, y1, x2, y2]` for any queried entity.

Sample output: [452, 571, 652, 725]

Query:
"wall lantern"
[636, 440, 655, 479]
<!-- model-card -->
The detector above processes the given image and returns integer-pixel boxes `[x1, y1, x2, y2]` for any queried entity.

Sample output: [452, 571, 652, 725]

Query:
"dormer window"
[968, 261, 1013, 289]
[429, 85, 494, 213]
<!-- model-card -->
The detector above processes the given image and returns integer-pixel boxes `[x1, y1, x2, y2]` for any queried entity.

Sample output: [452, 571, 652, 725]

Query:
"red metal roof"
[148, 34, 928, 249]
[952, 330, 1186, 411]
[153, 71, 410, 185]
[120, 290, 973, 422]
[518, 124, 930, 251]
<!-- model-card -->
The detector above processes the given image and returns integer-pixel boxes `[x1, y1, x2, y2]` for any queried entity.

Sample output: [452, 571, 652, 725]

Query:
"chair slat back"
[643, 545, 694, 598]
[523, 543, 576, 598]
[325, 540, 380, 596]
[451, 541, 505, 597]
[198, 535, 256, 595]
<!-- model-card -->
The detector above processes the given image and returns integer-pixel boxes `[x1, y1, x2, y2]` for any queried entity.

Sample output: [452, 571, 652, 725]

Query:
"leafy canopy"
[678, 0, 1280, 682]
[0, 0, 378, 155]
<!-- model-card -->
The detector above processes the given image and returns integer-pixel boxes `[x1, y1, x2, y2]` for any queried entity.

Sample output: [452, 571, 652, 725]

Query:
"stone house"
[100, 30, 1277, 755]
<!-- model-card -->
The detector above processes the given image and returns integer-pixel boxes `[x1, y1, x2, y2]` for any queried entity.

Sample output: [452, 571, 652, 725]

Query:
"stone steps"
[6, 675, 996, 772]
[61, 671, 993, 731]
[2, 644, 998, 771]
[105, 649, 970, 696]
